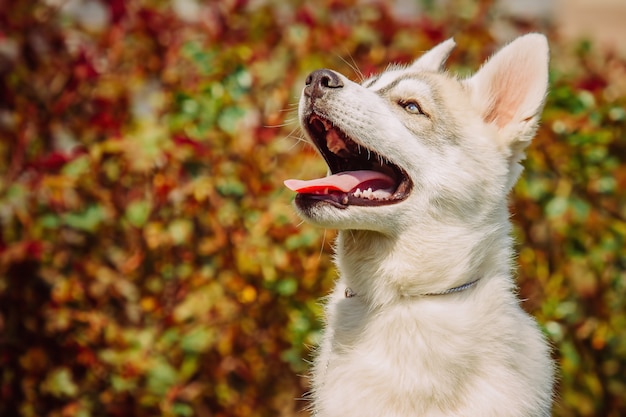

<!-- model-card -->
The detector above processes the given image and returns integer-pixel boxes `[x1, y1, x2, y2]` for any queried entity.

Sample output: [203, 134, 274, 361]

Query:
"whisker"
[319, 229, 327, 261]
[286, 137, 306, 152]
[264, 121, 294, 129]
[336, 51, 364, 82]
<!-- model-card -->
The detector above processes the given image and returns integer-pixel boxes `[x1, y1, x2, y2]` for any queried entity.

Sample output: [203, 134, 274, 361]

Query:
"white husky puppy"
[285, 34, 554, 417]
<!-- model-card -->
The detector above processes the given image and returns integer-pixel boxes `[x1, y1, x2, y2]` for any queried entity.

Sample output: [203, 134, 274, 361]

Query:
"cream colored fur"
[291, 34, 554, 416]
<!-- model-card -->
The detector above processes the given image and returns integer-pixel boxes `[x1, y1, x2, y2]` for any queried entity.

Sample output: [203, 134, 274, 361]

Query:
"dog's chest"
[312, 282, 553, 417]
[314, 291, 479, 416]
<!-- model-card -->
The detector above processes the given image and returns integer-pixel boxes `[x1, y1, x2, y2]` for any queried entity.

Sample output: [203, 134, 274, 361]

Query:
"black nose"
[304, 69, 344, 99]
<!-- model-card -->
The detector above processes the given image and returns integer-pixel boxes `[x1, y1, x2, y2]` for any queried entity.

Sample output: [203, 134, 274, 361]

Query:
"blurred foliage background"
[0, 0, 624, 416]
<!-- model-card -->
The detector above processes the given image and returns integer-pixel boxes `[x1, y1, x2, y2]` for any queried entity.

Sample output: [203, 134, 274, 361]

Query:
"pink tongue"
[284, 170, 394, 194]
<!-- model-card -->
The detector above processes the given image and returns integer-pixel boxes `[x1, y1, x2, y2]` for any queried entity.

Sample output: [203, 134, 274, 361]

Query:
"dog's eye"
[400, 100, 424, 115]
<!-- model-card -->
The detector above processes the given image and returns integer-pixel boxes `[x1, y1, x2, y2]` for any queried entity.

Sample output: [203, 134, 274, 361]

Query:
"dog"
[285, 34, 554, 417]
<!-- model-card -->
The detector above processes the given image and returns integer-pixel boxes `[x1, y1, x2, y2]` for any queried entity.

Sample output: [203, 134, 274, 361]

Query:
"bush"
[0, 1, 624, 416]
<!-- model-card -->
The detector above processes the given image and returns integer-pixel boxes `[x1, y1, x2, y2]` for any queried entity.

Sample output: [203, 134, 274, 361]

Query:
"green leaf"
[172, 403, 194, 417]
[180, 327, 215, 353]
[146, 359, 177, 396]
[545, 196, 569, 219]
[125, 200, 152, 227]
[276, 278, 298, 296]
[61, 155, 91, 178]
[570, 197, 591, 221]
[111, 374, 136, 393]
[39, 213, 61, 229]
[285, 229, 319, 250]
[40, 367, 79, 397]
[216, 178, 246, 197]
[217, 106, 246, 135]
[63, 204, 106, 232]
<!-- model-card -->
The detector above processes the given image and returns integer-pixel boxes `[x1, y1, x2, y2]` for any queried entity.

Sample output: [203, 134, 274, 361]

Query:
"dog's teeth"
[351, 186, 394, 201]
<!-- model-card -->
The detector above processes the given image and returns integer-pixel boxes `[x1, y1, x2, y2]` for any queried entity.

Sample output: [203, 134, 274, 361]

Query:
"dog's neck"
[335, 225, 511, 306]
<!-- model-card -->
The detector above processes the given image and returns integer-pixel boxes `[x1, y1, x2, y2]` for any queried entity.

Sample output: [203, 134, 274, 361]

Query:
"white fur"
[292, 34, 553, 416]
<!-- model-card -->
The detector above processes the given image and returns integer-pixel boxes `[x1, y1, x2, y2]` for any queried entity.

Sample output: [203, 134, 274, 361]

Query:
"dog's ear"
[410, 38, 456, 72]
[464, 33, 549, 188]
[466, 33, 549, 132]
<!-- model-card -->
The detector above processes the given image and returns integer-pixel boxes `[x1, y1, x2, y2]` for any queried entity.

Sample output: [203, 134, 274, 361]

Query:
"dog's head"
[286, 34, 549, 233]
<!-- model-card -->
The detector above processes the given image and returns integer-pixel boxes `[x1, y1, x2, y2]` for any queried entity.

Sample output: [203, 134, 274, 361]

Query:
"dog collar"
[344, 279, 480, 299]
[424, 278, 480, 296]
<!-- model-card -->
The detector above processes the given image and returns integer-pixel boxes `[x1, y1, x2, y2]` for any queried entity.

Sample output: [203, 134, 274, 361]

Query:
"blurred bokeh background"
[0, 0, 624, 416]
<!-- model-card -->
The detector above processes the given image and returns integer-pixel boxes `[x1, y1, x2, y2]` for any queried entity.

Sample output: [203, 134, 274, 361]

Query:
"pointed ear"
[410, 38, 456, 72]
[465, 33, 549, 136]
[464, 33, 549, 189]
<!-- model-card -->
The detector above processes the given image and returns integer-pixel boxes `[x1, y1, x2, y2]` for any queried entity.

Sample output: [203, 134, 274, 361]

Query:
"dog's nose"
[304, 69, 343, 99]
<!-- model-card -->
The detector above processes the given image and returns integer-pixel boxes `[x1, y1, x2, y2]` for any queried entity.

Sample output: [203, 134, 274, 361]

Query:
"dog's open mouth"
[285, 114, 412, 208]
